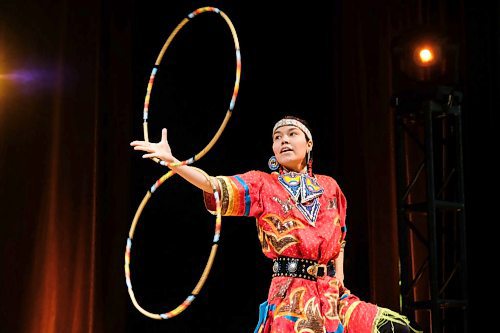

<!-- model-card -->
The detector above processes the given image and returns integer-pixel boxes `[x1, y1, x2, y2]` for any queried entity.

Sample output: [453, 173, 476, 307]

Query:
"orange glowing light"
[418, 48, 434, 63]
[413, 43, 440, 67]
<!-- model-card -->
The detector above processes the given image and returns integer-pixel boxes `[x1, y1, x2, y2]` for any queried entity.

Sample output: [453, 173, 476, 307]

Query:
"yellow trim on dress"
[342, 300, 361, 329]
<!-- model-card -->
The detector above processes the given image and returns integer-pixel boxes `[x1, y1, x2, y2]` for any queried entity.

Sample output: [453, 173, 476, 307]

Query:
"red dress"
[204, 170, 413, 333]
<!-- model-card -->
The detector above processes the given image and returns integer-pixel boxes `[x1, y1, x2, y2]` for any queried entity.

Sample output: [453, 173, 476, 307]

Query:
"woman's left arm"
[334, 243, 345, 286]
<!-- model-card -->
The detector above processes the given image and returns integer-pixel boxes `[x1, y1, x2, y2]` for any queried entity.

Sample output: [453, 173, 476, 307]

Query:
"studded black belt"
[272, 257, 336, 281]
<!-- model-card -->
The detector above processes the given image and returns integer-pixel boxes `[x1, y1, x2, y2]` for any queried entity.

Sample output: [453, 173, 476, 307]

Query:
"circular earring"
[268, 156, 279, 171]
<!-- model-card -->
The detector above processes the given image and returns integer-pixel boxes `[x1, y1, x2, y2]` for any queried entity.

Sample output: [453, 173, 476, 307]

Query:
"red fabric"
[204, 171, 380, 332]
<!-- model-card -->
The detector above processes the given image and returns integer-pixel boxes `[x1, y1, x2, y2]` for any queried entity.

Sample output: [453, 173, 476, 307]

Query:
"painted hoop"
[125, 168, 222, 319]
[142, 6, 241, 167]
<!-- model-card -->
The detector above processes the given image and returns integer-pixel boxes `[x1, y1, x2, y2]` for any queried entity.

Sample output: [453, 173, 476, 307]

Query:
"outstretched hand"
[130, 128, 175, 164]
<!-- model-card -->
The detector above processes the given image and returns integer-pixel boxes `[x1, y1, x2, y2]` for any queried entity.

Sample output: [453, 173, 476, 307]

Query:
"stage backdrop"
[0, 0, 493, 332]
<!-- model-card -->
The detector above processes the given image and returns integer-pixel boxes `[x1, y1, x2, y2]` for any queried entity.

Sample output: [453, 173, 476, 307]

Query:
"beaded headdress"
[273, 118, 313, 143]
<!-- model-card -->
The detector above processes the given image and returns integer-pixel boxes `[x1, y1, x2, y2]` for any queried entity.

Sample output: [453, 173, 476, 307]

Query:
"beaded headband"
[273, 119, 313, 143]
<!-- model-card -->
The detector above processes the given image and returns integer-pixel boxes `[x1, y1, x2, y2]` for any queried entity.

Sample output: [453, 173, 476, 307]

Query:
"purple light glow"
[0, 68, 58, 93]
[0, 69, 54, 82]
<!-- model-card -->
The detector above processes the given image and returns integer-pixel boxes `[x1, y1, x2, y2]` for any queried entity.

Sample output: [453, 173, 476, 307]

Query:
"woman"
[130, 116, 421, 333]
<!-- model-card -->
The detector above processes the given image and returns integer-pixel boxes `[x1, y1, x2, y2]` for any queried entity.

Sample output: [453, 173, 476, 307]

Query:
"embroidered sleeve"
[203, 170, 264, 217]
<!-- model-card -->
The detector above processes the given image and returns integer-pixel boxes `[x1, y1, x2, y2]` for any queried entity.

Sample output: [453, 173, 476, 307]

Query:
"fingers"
[131, 129, 167, 157]
[131, 140, 155, 151]
[130, 139, 155, 151]
[133, 145, 155, 153]
[161, 128, 167, 143]
[130, 140, 148, 146]
[142, 152, 157, 159]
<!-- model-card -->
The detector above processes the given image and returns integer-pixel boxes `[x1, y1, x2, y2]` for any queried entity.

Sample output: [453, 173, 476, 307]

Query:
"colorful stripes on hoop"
[127, 6, 239, 320]
[142, 6, 241, 167]
[125, 168, 222, 320]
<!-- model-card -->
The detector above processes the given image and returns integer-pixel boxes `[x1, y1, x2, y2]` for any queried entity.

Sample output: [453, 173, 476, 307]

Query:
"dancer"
[130, 115, 422, 333]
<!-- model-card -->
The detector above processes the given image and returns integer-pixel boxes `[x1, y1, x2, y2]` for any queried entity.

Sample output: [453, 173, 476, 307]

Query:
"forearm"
[168, 158, 215, 193]
[334, 245, 345, 284]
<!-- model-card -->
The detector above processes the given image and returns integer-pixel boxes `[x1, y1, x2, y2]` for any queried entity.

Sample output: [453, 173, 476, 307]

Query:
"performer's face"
[272, 125, 312, 173]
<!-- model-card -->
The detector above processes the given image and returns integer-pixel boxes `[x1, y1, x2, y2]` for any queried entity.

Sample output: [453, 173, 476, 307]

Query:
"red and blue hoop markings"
[125, 168, 222, 320]
[127, 6, 238, 320]
[142, 6, 241, 167]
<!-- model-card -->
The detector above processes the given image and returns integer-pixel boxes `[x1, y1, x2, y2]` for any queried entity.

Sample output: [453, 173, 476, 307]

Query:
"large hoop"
[125, 168, 222, 319]
[142, 6, 241, 167]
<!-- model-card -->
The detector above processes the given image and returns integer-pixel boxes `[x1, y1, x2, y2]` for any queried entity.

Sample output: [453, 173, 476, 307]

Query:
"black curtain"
[0, 0, 493, 332]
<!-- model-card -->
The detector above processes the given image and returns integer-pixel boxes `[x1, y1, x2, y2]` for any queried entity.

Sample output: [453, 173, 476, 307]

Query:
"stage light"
[391, 27, 459, 89]
[413, 43, 440, 67]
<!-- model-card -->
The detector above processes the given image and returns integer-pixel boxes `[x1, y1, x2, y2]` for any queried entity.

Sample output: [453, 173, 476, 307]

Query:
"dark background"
[0, 0, 495, 332]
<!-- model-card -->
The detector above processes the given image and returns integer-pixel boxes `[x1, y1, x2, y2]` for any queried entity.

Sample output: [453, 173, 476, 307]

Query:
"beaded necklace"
[277, 169, 324, 226]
